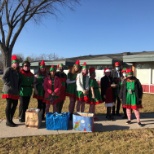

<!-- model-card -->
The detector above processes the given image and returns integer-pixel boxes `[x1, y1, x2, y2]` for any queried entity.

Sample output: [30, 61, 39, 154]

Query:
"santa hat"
[126, 68, 133, 76]
[115, 61, 120, 67]
[39, 60, 45, 68]
[121, 68, 126, 73]
[89, 67, 95, 74]
[49, 65, 55, 72]
[11, 55, 18, 64]
[57, 63, 63, 69]
[82, 62, 87, 69]
[104, 68, 111, 73]
[74, 60, 80, 66]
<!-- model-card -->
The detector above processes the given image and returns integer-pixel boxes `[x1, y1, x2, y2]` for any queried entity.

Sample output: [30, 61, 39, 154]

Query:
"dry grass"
[0, 78, 154, 154]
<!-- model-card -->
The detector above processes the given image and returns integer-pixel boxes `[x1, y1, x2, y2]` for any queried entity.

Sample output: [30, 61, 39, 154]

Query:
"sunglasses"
[24, 65, 30, 67]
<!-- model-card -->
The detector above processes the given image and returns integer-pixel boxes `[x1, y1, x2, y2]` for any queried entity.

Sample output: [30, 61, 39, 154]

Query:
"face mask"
[115, 67, 119, 71]
[123, 73, 126, 77]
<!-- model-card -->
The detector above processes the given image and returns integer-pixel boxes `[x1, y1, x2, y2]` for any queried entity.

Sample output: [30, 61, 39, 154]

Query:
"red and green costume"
[33, 74, 46, 100]
[88, 78, 102, 105]
[66, 73, 77, 98]
[19, 69, 34, 96]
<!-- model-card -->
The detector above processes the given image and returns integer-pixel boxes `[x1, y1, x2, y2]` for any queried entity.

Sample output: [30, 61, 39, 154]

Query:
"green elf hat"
[126, 68, 133, 77]
[39, 60, 45, 68]
[11, 55, 19, 64]
[50, 65, 55, 72]
[82, 62, 87, 70]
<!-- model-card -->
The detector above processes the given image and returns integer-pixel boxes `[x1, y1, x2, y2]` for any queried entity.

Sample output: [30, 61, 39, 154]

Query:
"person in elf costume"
[55, 63, 67, 113]
[2, 55, 20, 127]
[119, 68, 143, 126]
[66, 60, 80, 120]
[33, 60, 47, 120]
[18, 60, 34, 122]
[88, 67, 102, 119]
[76, 62, 89, 112]
[100, 68, 115, 120]
[43, 65, 61, 113]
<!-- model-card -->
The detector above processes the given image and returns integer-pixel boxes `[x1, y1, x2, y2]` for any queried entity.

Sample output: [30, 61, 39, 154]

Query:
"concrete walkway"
[0, 113, 154, 138]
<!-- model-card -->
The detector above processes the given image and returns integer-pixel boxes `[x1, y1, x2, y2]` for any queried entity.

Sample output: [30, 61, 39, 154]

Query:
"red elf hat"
[11, 55, 18, 64]
[115, 61, 120, 67]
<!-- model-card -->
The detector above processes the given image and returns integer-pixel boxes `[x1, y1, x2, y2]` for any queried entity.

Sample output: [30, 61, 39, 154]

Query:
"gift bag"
[25, 108, 42, 128]
[73, 112, 94, 132]
[46, 112, 70, 130]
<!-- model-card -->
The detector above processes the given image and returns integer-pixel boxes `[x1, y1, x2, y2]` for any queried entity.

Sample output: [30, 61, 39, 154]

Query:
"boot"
[6, 113, 16, 127]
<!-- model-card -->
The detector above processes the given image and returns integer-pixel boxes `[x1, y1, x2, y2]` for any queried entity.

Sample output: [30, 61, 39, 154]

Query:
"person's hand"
[85, 90, 89, 95]
[103, 95, 106, 99]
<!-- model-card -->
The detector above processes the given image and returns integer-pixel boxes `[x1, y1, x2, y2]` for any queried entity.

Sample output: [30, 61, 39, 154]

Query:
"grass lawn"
[0, 77, 154, 153]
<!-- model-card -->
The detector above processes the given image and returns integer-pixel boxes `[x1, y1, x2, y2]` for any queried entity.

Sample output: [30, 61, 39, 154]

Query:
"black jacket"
[100, 75, 114, 101]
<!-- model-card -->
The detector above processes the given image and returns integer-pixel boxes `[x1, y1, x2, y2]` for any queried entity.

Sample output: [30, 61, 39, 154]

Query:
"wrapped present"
[25, 108, 42, 128]
[46, 112, 70, 130]
[73, 112, 94, 132]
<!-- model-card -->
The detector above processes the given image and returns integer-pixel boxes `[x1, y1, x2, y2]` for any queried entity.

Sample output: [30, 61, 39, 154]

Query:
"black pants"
[56, 101, 64, 113]
[5, 98, 18, 122]
[112, 96, 121, 115]
[37, 99, 46, 119]
[19, 96, 31, 121]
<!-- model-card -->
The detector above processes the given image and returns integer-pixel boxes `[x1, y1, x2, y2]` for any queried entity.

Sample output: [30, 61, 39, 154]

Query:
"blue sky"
[13, 0, 154, 59]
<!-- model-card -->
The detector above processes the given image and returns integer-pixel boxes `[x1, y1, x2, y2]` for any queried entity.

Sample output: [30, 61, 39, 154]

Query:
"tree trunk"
[1, 49, 12, 70]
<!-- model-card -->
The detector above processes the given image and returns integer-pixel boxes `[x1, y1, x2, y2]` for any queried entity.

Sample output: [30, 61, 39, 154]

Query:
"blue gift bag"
[46, 112, 70, 130]
[73, 112, 94, 132]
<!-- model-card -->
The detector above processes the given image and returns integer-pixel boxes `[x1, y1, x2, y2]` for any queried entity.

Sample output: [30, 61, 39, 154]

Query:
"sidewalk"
[0, 113, 154, 138]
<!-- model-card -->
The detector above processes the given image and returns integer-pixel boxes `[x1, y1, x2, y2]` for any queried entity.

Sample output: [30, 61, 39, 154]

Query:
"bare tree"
[0, 0, 79, 69]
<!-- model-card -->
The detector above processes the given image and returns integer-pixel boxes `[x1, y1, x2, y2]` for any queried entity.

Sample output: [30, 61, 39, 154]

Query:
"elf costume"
[76, 62, 89, 112]
[66, 60, 80, 120]
[120, 69, 143, 109]
[2, 55, 20, 127]
[43, 65, 61, 113]
[33, 60, 47, 119]
[18, 60, 34, 122]
[88, 67, 102, 105]
[66, 60, 80, 98]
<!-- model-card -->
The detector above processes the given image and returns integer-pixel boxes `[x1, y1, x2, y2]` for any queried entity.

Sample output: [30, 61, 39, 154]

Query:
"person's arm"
[136, 79, 143, 99]
[2, 67, 11, 86]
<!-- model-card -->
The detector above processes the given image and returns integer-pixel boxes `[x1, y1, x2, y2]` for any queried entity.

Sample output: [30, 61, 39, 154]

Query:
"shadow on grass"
[94, 123, 130, 132]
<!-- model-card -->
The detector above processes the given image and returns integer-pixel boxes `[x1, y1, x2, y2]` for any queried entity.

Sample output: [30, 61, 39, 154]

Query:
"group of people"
[1, 55, 143, 127]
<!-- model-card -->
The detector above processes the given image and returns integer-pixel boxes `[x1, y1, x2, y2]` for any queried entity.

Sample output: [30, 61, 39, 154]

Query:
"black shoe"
[11, 121, 18, 126]
[138, 122, 143, 127]
[19, 119, 25, 122]
[6, 122, 16, 127]
[126, 120, 131, 124]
